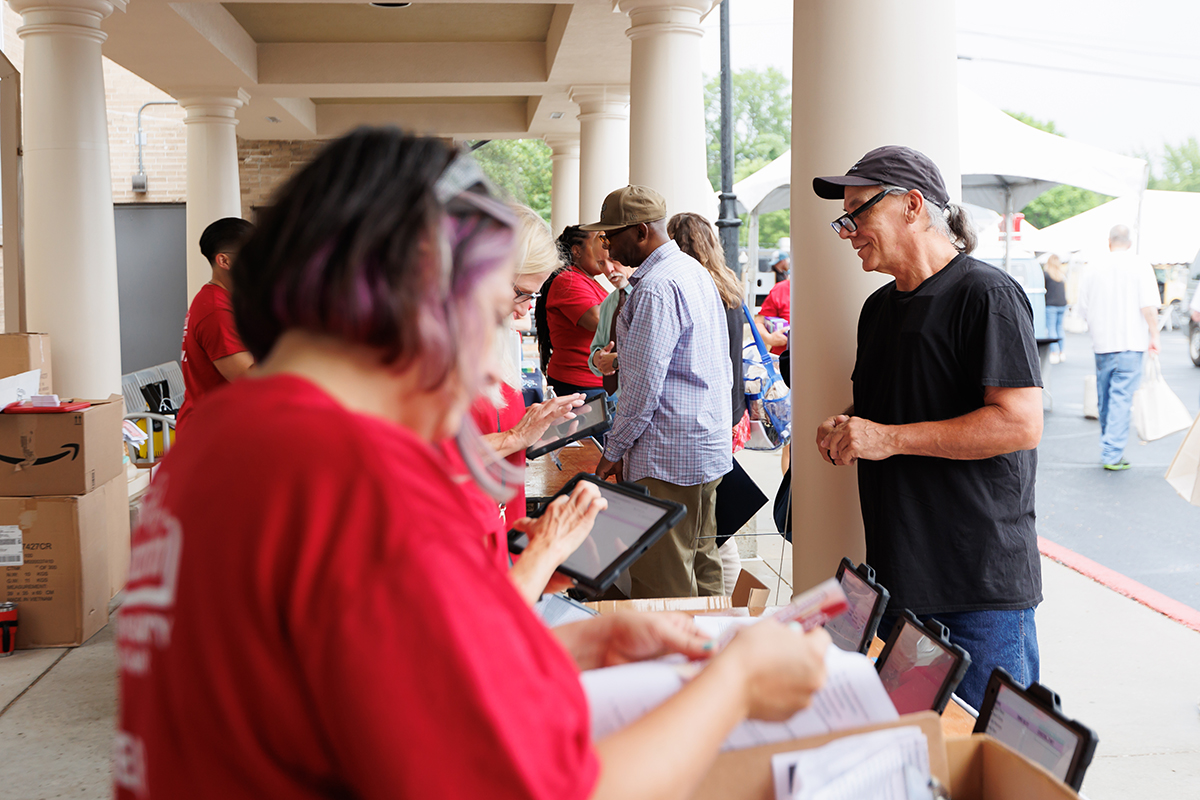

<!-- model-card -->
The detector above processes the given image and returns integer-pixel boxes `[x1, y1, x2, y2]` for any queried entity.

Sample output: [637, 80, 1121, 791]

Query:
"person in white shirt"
[1077, 224, 1161, 470]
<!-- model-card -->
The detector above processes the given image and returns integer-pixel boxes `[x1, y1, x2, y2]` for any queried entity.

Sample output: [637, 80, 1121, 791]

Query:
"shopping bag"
[741, 304, 791, 451]
[1131, 354, 1193, 441]
[1165, 413, 1200, 506]
[1083, 375, 1098, 420]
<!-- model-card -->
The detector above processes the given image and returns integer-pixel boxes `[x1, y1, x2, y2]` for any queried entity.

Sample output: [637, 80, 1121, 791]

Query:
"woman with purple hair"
[114, 128, 828, 800]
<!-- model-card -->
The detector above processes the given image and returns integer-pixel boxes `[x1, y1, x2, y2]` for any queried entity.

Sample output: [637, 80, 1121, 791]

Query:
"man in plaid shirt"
[587, 186, 732, 597]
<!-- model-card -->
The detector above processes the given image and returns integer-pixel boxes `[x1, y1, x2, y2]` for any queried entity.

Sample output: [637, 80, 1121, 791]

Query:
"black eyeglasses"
[830, 188, 902, 235]
[513, 285, 541, 303]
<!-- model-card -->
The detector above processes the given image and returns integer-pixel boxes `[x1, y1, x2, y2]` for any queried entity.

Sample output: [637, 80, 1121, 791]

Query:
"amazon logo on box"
[0, 396, 125, 497]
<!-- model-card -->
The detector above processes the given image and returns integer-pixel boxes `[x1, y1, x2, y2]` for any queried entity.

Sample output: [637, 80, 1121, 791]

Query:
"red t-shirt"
[177, 283, 247, 433]
[546, 269, 607, 387]
[446, 382, 528, 571]
[759, 279, 791, 355]
[115, 375, 598, 800]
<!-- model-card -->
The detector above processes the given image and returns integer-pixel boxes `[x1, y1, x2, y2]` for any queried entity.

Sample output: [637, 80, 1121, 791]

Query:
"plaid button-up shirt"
[602, 240, 732, 485]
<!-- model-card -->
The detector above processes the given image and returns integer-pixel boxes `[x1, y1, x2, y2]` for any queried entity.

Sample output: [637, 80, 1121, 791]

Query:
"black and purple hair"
[231, 128, 515, 397]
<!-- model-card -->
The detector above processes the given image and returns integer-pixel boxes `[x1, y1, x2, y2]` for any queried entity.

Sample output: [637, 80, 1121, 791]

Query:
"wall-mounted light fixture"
[549, 111, 564, 119]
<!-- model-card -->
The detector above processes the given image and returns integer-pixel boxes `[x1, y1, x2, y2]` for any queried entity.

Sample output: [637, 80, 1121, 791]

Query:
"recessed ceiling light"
[370, 2, 412, 7]
[266, 116, 281, 123]
[549, 111, 564, 119]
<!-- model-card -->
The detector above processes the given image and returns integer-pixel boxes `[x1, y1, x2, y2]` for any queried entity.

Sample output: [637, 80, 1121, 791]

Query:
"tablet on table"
[875, 610, 971, 715]
[824, 558, 890, 655]
[973, 667, 1098, 791]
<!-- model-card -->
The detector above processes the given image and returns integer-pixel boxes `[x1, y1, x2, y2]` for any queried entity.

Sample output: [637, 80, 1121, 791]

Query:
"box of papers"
[695, 712, 949, 800]
[947, 735, 1081, 799]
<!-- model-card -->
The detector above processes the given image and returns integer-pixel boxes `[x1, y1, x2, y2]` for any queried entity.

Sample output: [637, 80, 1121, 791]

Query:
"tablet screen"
[511, 481, 674, 580]
[878, 620, 958, 715]
[985, 683, 1080, 780]
[825, 568, 878, 652]
[526, 396, 608, 456]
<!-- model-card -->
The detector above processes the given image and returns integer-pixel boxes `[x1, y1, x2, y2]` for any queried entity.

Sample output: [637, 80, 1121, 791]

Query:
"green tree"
[704, 67, 791, 248]
[1146, 137, 1200, 192]
[469, 139, 552, 223]
[1003, 111, 1112, 229]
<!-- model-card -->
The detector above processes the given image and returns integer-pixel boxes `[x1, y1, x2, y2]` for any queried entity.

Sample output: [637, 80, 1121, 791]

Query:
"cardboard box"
[730, 570, 770, 608]
[0, 394, 124, 497]
[106, 472, 131, 599]
[697, 711, 949, 800]
[0, 333, 52, 395]
[0, 475, 127, 648]
[947, 735, 1081, 799]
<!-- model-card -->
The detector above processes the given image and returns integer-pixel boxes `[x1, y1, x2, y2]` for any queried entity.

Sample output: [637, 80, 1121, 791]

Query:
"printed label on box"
[0, 524, 22, 566]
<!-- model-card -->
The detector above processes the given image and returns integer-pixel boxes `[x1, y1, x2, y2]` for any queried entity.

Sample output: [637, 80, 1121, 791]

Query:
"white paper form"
[581, 643, 898, 749]
[770, 726, 931, 800]
[722, 647, 898, 751]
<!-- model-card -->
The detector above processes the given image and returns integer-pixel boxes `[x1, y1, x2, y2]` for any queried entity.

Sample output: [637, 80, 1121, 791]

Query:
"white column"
[790, 0, 961, 594]
[620, 0, 715, 219]
[543, 134, 580, 236]
[10, 0, 125, 397]
[178, 90, 248, 302]
[570, 86, 629, 225]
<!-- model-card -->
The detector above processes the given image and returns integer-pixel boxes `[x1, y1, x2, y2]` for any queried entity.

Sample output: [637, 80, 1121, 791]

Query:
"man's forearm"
[880, 401, 1041, 460]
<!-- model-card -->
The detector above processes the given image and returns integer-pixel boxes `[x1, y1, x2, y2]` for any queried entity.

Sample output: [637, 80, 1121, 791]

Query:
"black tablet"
[824, 558, 890, 655]
[507, 473, 685, 597]
[875, 611, 971, 715]
[974, 668, 1099, 791]
[525, 395, 612, 460]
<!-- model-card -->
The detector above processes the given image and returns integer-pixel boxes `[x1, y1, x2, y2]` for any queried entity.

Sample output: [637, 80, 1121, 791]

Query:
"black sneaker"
[1103, 459, 1131, 471]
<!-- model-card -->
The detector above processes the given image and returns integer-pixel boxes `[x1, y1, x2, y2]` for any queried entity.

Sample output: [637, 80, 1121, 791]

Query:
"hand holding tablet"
[509, 474, 685, 597]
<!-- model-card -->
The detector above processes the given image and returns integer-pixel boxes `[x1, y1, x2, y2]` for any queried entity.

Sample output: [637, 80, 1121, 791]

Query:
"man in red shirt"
[176, 218, 255, 434]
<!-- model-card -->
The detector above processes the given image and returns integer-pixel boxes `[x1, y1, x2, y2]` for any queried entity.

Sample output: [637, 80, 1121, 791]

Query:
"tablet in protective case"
[824, 558, 890, 655]
[973, 667, 1098, 791]
[525, 396, 612, 460]
[507, 473, 684, 598]
[875, 610, 971, 715]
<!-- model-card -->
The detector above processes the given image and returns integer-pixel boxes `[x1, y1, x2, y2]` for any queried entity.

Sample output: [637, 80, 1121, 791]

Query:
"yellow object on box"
[133, 417, 175, 460]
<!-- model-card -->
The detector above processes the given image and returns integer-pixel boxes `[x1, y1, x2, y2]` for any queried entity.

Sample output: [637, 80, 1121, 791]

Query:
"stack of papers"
[580, 645, 899, 750]
[770, 726, 934, 800]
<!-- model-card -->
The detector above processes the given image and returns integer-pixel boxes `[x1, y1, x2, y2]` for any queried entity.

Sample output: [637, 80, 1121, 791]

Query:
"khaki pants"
[629, 476, 725, 599]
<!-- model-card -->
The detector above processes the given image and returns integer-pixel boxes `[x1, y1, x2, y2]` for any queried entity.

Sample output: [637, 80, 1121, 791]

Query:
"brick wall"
[105, 61, 187, 204]
[238, 138, 326, 220]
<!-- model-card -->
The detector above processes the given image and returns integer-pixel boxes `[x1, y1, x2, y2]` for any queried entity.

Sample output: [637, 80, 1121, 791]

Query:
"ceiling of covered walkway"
[101, 0, 632, 141]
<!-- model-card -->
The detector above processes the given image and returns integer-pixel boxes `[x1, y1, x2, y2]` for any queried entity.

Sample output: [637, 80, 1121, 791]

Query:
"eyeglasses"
[513, 285, 541, 304]
[830, 188, 902, 235]
[598, 225, 634, 244]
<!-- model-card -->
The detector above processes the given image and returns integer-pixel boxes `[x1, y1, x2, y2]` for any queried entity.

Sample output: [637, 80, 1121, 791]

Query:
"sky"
[698, 0, 1200, 166]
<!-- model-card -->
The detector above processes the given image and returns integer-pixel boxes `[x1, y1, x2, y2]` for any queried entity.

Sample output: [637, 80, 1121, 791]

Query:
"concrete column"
[620, 0, 715, 219]
[10, 0, 125, 397]
[178, 90, 248, 302]
[790, 0, 961, 595]
[543, 134, 580, 236]
[570, 86, 629, 225]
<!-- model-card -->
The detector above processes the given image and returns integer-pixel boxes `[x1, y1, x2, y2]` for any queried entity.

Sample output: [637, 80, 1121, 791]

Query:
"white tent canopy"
[957, 87, 1148, 213]
[1036, 190, 1200, 265]
[725, 86, 1148, 219]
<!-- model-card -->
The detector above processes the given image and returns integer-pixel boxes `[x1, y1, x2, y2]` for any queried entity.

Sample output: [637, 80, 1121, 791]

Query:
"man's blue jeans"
[877, 607, 1039, 712]
[1096, 351, 1144, 464]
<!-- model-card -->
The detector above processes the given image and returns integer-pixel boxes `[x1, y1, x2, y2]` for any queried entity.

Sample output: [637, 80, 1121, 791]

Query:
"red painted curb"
[1038, 536, 1200, 634]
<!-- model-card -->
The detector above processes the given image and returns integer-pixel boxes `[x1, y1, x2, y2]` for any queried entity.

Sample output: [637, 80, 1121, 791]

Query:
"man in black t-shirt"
[811, 146, 1045, 710]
